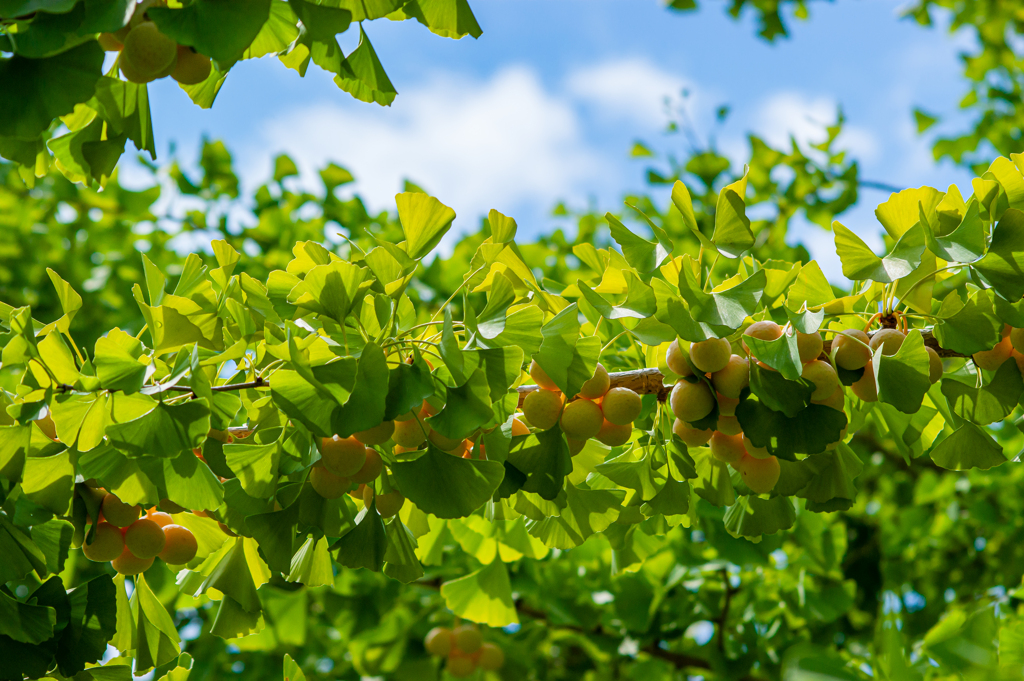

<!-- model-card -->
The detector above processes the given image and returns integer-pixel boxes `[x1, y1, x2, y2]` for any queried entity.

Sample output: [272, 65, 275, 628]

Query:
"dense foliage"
[2, 114, 1024, 680]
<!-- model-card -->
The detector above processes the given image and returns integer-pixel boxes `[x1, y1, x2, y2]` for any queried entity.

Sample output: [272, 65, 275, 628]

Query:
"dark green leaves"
[748, 362, 813, 417]
[876, 330, 932, 414]
[737, 400, 846, 458]
[335, 26, 397, 106]
[606, 213, 667, 274]
[390, 446, 505, 518]
[532, 304, 600, 398]
[744, 331, 802, 380]
[0, 42, 104, 140]
[677, 259, 766, 329]
[149, 0, 272, 66]
[941, 358, 1024, 425]
[974, 208, 1024, 299]
[929, 423, 1006, 470]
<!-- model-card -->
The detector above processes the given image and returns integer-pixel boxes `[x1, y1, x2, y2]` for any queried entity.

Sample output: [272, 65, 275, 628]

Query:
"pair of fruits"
[81, 492, 197, 574]
[523, 361, 642, 451]
[971, 324, 1024, 373]
[424, 624, 504, 677]
[309, 431, 405, 516]
[101, 20, 211, 85]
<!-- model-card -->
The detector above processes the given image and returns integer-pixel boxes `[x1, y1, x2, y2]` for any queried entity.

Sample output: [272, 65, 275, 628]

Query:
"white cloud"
[754, 91, 879, 163]
[256, 66, 606, 236]
[566, 56, 689, 127]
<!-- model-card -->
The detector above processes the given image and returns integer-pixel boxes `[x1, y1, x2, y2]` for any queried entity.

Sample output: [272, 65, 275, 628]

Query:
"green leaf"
[383, 520, 424, 583]
[291, 260, 372, 323]
[0, 42, 104, 140]
[132, 574, 181, 673]
[90, 77, 155, 160]
[744, 331, 803, 381]
[149, 0, 272, 66]
[94, 328, 151, 393]
[795, 445, 863, 506]
[31, 518, 74, 576]
[914, 108, 938, 133]
[55, 574, 117, 677]
[748, 362, 813, 417]
[782, 643, 863, 681]
[737, 400, 846, 458]
[641, 477, 690, 517]
[606, 213, 666, 274]
[933, 288, 1002, 355]
[723, 495, 795, 540]
[786, 261, 834, 309]
[578, 271, 656, 320]
[22, 450, 75, 514]
[390, 445, 505, 518]
[287, 536, 335, 587]
[335, 26, 397, 106]
[833, 220, 926, 282]
[533, 304, 600, 397]
[47, 116, 127, 185]
[392, 0, 483, 40]
[106, 399, 211, 459]
[506, 428, 572, 501]
[928, 423, 1006, 470]
[335, 503, 387, 571]
[691, 448, 734, 507]
[876, 330, 932, 414]
[974, 208, 1024, 299]
[711, 173, 753, 258]
[486, 208, 517, 243]
[396, 192, 456, 259]
[44, 268, 83, 334]
[875, 186, 944, 239]
[440, 560, 518, 627]
[288, 0, 351, 41]
[678, 260, 766, 329]
[427, 368, 494, 440]
[941, 358, 1024, 425]
[0, 586, 56, 644]
[931, 199, 986, 263]
[224, 440, 280, 498]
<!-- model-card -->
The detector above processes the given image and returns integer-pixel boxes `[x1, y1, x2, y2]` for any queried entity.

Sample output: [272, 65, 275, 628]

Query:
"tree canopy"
[3, 2, 1024, 681]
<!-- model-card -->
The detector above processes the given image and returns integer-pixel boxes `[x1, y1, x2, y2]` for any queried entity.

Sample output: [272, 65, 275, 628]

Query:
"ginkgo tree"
[2, 122, 1024, 680]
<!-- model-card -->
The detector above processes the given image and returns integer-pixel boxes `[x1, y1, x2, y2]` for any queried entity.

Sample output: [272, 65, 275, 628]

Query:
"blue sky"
[139, 0, 977, 274]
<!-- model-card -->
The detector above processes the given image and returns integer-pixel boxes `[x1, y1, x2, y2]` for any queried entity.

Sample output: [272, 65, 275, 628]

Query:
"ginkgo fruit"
[742, 435, 770, 459]
[523, 388, 564, 430]
[366, 489, 405, 518]
[797, 331, 824, 363]
[321, 435, 367, 476]
[101, 493, 141, 528]
[1011, 327, 1024, 354]
[119, 22, 178, 84]
[453, 625, 482, 653]
[310, 465, 349, 499]
[737, 454, 780, 493]
[666, 339, 693, 377]
[802, 360, 840, 401]
[112, 546, 154, 575]
[125, 517, 166, 559]
[716, 415, 742, 436]
[159, 524, 198, 565]
[869, 328, 905, 356]
[429, 428, 463, 451]
[393, 418, 427, 447]
[742, 320, 782, 353]
[559, 399, 603, 440]
[669, 380, 715, 423]
[596, 419, 632, 447]
[689, 337, 732, 373]
[477, 642, 505, 670]
[447, 654, 477, 678]
[529, 360, 558, 390]
[601, 387, 641, 425]
[851, 361, 878, 402]
[567, 438, 587, 456]
[926, 346, 943, 383]
[171, 45, 212, 85]
[82, 522, 124, 562]
[710, 431, 745, 464]
[578, 363, 610, 399]
[973, 333, 1013, 370]
[146, 511, 174, 528]
[98, 32, 123, 51]
[832, 329, 872, 370]
[424, 627, 453, 656]
[717, 393, 739, 416]
[510, 419, 530, 436]
[813, 386, 845, 412]
[673, 419, 712, 447]
[711, 354, 749, 398]
[350, 448, 383, 484]
[354, 421, 395, 446]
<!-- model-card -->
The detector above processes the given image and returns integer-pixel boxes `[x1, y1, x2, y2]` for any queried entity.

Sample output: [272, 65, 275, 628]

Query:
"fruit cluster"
[78, 491, 197, 574]
[667, 321, 948, 494]
[310, 426, 406, 518]
[424, 624, 504, 677]
[99, 4, 211, 86]
[523, 361, 642, 453]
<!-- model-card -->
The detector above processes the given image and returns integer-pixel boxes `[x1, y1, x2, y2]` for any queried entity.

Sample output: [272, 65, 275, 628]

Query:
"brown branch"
[517, 329, 964, 403]
[159, 376, 268, 394]
[715, 569, 739, 652]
